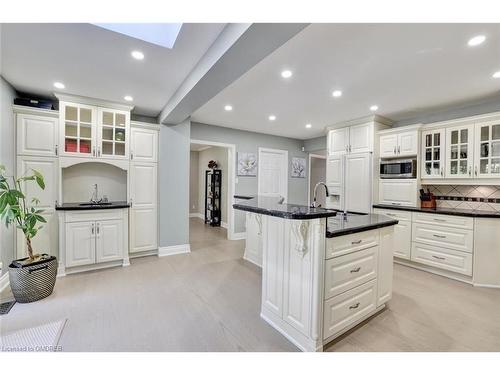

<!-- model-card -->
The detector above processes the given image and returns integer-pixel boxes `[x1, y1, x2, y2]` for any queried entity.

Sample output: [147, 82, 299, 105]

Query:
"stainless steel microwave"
[380, 159, 417, 179]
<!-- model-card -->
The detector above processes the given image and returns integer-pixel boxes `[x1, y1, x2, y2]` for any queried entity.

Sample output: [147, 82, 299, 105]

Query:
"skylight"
[92, 23, 183, 49]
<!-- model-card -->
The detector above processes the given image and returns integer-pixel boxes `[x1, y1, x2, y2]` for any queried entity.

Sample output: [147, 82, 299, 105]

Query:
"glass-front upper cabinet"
[97, 108, 130, 159]
[445, 124, 474, 178]
[60, 102, 97, 157]
[421, 129, 445, 178]
[474, 121, 500, 178]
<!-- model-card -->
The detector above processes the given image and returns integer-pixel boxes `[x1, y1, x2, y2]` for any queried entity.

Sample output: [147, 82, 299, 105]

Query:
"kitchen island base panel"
[394, 258, 473, 285]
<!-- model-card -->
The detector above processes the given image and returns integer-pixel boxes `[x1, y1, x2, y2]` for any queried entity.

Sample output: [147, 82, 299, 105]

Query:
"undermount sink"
[78, 202, 113, 206]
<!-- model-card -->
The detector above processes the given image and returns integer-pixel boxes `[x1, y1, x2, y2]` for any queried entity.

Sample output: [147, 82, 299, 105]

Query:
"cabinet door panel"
[17, 156, 58, 209]
[96, 219, 123, 263]
[398, 131, 418, 157]
[379, 134, 398, 158]
[445, 124, 474, 178]
[130, 163, 157, 206]
[421, 129, 445, 178]
[378, 179, 417, 207]
[328, 128, 349, 155]
[345, 153, 371, 213]
[377, 226, 394, 306]
[65, 222, 95, 267]
[349, 123, 372, 153]
[131, 128, 158, 162]
[326, 155, 344, 188]
[244, 212, 262, 266]
[60, 102, 97, 158]
[261, 216, 284, 316]
[98, 108, 130, 160]
[474, 121, 500, 178]
[17, 114, 58, 156]
[130, 208, 158, 254]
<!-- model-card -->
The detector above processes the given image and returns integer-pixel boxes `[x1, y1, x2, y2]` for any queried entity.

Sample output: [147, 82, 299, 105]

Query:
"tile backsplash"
[423, 185, 500, 212]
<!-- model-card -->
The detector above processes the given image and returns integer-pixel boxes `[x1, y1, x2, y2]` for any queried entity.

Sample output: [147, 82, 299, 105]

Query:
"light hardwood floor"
[1, 218, 499, 351]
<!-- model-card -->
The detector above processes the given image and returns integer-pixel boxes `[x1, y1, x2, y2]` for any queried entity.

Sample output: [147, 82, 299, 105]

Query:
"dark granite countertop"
[233, 196, 338, 220]
[55, 201, 130, 211]
[373, 204, 500, 218]
[326, 213, 399, 237]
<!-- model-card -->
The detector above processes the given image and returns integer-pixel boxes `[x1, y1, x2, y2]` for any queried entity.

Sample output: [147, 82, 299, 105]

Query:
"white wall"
[197, 146, 228, 224]
[61, 162, 127, 203]
[0, 76, 16, 274]
[309, 156, 326, 207]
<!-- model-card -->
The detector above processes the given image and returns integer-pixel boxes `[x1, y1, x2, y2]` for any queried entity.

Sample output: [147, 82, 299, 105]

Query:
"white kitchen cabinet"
[411, 242, 473, 276]
[16, 113, 59, 157]
[412, 222, 473, 253]
[445, 124, 474, 178]
[373, 208, 412, 260]
[261, 215, 285, 317]
[345, 152, 371, 213]
[326, 155, 343, 188]
[377, 226, 395, 306]
[130, 126, 158, 162]
[130, 162, 158, 254]
[59, 101, 97, 158]
[328, 127, 350, 155]
[96, 219, 123, 263]
[328, 123, 372, 156]
[244, 212, 262, 267]
[421, 128, 445, 178]
[474, 120, 500, 178]
[97, 108, 130, 160]
[378, 179, 418, 207]
[65, 221, 96, 267]
[379, 134, 399, 158]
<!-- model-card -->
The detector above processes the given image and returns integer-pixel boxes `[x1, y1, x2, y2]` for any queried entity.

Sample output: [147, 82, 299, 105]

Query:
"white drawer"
[65, 209, 125, 223]
[411, 242, 473, 276]
[326, 229, 379, 259]
[324, 246, 378, 299]
[373, 208, 412, 221]
[323, 279, 377, 339]
[412, 222, 473, 253]
[412, 212, 473, 230]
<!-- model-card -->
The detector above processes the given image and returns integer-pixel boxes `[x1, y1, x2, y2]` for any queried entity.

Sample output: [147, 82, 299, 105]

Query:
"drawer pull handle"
[432, 255, 446, 260]
[433, 234, 446, 239]
[350, 267, 361, 273]
[351, 239, 362, 245]
[349, 302, 360, 310]
[433, 218, 446, 222]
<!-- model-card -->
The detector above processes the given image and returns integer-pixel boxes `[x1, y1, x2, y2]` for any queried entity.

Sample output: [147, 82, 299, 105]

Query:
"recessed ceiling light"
[305, 123, 312, 129]
[281, 70, 292, 78]
[53, 82, 65, 89]
[268, 115, 276, 121]
[131, 50, 145, 60]
[468, 35, 486, 47]
[493, 71, 500, 79]
[370, 105, 379, 111]
[332, 90, 342, 98]
[124, 95, 133, 102]
[224, 105, 233, 111]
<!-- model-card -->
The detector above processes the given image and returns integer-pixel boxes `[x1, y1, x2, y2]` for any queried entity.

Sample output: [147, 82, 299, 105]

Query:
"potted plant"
[0, 164, 57, 303]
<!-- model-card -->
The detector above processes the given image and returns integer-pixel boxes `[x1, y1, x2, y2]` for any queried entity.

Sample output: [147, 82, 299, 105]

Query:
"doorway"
[257, 147, 288, 202]
[308, 152, 327, 207]
[189, 139, 237, 241]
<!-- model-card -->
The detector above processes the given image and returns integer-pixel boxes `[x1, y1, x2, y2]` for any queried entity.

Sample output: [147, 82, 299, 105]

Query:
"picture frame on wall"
[291, 157, 306, 178]
[237, 152, 257, 176]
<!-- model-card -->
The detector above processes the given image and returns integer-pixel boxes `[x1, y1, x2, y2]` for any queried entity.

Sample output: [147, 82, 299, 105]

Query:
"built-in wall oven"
[380, 158, 417, 179]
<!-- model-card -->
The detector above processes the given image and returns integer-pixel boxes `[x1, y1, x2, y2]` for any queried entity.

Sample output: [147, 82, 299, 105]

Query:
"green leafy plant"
[0, 164, 46, 263]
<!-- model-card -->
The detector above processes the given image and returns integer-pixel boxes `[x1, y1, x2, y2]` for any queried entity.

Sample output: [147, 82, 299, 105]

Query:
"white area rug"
[0, 319, 66, 352]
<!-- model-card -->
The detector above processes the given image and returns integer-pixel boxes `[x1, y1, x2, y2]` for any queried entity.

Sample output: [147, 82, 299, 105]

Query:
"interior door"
[96, 219, 123, 263]
[345, 152, 371, 213]
[258, 148, 288, 202]
[328, 128, 349, 155]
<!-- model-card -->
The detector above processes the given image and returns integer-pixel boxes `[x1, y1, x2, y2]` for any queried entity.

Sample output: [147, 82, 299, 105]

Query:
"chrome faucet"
[310, 182, 330, 208]
[90, 184, 102, 204]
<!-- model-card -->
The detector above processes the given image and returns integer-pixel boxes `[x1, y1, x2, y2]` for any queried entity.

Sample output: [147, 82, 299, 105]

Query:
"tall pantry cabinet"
[129, 124, 159, 254]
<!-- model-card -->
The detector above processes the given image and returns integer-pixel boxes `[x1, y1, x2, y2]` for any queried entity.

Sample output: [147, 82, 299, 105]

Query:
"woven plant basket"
[8, 255, 58, 303]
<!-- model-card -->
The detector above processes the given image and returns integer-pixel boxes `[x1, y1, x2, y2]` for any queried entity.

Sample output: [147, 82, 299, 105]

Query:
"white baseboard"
[0, 272, 10, 293]
[158, 244, 191, 257]
[221, 221, 228, 229]
[230, 232, 246, 241]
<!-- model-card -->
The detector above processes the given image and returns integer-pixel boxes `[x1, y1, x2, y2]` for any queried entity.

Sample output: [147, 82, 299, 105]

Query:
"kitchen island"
[234, 196, 398, 351]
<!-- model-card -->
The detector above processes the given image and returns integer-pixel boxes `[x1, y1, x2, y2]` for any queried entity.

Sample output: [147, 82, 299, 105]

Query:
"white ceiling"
[1, 23, 226, 117]
[191, 24, 500, 139]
